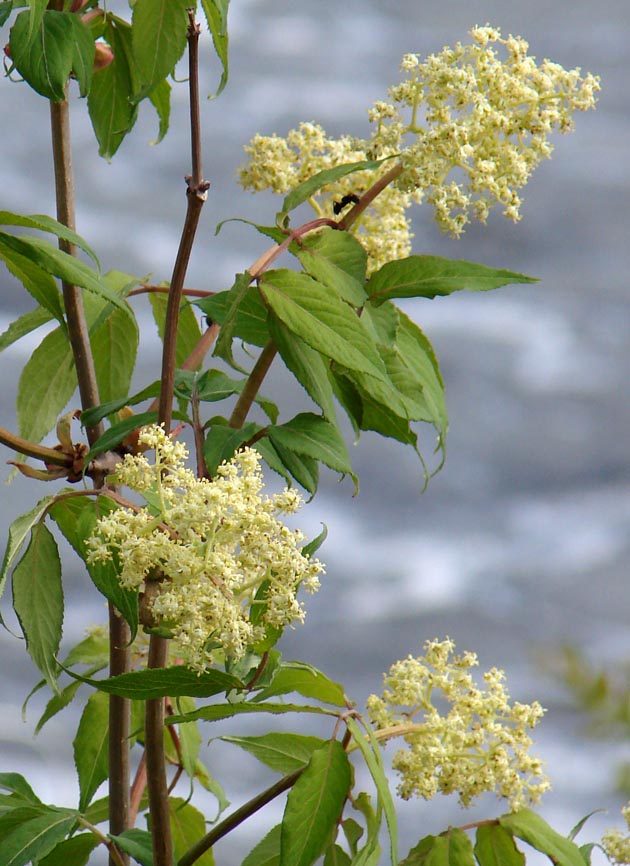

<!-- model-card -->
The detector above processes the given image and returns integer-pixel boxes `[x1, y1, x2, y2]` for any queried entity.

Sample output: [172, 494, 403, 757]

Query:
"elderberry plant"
[0, 3, 615, 866]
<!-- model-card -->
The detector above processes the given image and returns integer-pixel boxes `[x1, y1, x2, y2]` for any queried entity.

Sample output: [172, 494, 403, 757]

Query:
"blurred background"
[1, 0, 629, 862]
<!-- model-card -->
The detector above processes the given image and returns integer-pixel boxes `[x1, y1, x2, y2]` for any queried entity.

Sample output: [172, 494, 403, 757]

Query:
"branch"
[228, 340, 277, 429]
[178, 768, 302, 866]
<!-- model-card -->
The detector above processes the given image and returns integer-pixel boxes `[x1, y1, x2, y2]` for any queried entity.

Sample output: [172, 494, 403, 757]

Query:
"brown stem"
[49, 71, 130, 866]
[157, 13, 210, 431]
[147, 15, 208, 866]
[129, 751, 147, 827]
[228, 340, 278, 429]
[337, 161, 403, 231]
[0, 427, 72, 466]
[178, 768, 302, 866]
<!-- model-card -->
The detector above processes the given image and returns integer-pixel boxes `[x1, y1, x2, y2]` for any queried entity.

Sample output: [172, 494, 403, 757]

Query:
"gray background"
[1, 0, 629, 863]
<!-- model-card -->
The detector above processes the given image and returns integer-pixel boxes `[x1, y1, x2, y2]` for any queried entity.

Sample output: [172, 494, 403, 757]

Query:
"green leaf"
[366, 255, 537, 305]
[148, 291, 202, 369]
[0, 306, 53, 354]
[255, 438, 319, 496]
[84, 410, 163, 461]
[0, 244, 65, 324]
[295, 228, 367, 306]
[259, 269, 387, 382]
[197, 284, 270, 348]
[109, 829, 154, 866]
[200, 0, 230, 97]
[0, 496, 54, 607]
[252, 660, 346, 707]
[11, 523, 62, 692]
[324, 844, 352, 866]
[280, 740, 352, 866]
[64, 665, 242, 700]
[9, 9, 74, 101]
[25, 0, 47, 43]
[68, 15, 95, 97]
[88, 17, 139, 159]
[35, 678, 85, 736]
[399, 835, 443, 866]
[16, 325, 76, 445]
[74, 690, 109, 812]
[500, 810, 587, 866]
[170, 798, 215, 866]
[345, 718, 397, 866]
[0, 1, 14, 28]
[212, 271, 255, 368]
[0, 774, 41, 805]
[175, 368, 278, 422]
[203, 420, 261, 476]
[50, 495, 139, 639]
[0, 805, 78, 866]
[148, 77, 171, 144]
[0, 211, 99, 267]
[91, 306, 139, 405]
[131, 0, 190, 99]
[0, 232, 127, 310]
[267, 413, 354, 486]
[223, 733, 326, 775]
[474, 824, 524, 866]
[267, 318, 337, 421]
[280, 158, 391, 217]
[241, 823, 281, 866]
[38, 833, 99, 866]
[80, 379, 161, 428]
[168, 701, 338, 726]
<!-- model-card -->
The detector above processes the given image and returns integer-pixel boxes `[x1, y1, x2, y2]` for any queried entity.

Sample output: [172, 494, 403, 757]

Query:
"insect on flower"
[333, 193, 360, 215]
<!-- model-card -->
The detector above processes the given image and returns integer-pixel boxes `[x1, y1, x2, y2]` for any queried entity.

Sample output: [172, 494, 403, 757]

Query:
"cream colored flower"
[238, 26, 598, 269]
[366, 637, 550, 810]
[602, 805, 630, 864]
[87, 425, 323, 671]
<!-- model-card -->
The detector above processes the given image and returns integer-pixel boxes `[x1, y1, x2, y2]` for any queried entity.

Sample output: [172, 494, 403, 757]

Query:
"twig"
[178, 768, 303, 866]
[228, 340, 277, 429]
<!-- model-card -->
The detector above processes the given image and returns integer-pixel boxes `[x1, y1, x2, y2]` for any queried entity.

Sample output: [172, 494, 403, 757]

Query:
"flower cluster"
[239, 26, 599, 271]
[602, 806, 630, 865]
[366, 637, 550, 810]
[87, 425, 323, 671]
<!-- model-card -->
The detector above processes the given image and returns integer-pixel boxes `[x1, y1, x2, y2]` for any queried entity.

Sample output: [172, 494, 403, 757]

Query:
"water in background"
[1, 0, 629, 862]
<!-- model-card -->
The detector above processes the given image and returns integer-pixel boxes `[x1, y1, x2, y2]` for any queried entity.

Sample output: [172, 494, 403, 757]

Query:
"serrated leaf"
[68, 14, 95, 98]
[88, 17, 139, 159]
[280, 740, 352, 866]
[108, 829, 154, 866]
[500, 810, 586, 866]
[253, 661, 346, 707]
[268, 318, 337, 421]
[84, 409, 165, 461]
[169, 798, 215, 866]
[256, 437, 319, 496]
[50, 495, 139, 639]
[267, 413, 354, 486]
[200, 0, 229, 97]
[400, 835, 443, 866]
[0, 806, 78, 866]
[131, 0, 190, 100]
[91, 306, 139, 405]
[0, 211, 99, 267]
[474, 823, 524, 866]
[197, 284, 270, 348]
[148, 291, 202, 368]
[259, 269, 387, 383]
[0, 774, 41, 805]
[175, 369, 278, 423]
[280, 158, 390, 216]
[16, 325, 76, 445]
[0, 496, 54, 606]
[241, 823, 281, 866]
[345, 718, 397, 866]
[366, 255, 537, 305]
[80, 379, 161, 428]
[38, 833, 99, 866]
[295, 228, 367, 306]
[0, 232, 127, 310]
[212, 271, 255, 368]
[168, 701, 337, 726]
[64, 665, 242, 700]
[223, 733, 325, 774]
[203, 420, 261, 476]
[74, 690, 109, 812]
[11, 523, 62, 692]
[0, 306, 53, 353]
[145, 76, 171, 144]
[9, 9, 74, 101]
[0, 244, 65, 323]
